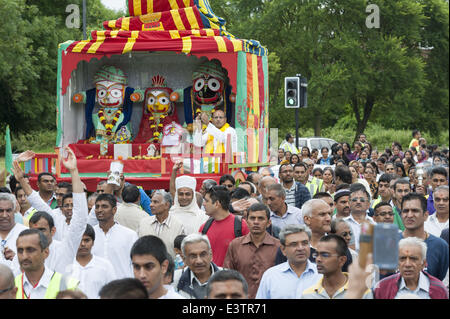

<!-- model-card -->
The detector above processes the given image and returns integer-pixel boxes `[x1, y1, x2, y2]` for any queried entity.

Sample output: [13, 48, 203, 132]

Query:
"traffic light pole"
[295, 74, 301, 150]
[295, 108, 299, 149]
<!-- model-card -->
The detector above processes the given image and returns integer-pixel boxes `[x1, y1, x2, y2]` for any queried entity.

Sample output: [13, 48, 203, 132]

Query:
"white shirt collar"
[23, 267, 54, 293]
[399, 271, 430, 294]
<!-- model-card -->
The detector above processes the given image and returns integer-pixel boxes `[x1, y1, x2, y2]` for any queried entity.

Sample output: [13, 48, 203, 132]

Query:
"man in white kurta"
[169, 175, 208, 235]
[91, 193, 138, 279]
[10, 152, 88, 277]
[69, 225, 117, 299]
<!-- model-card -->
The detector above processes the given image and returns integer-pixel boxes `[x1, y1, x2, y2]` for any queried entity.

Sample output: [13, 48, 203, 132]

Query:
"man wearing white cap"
[169, 163, 208, 234]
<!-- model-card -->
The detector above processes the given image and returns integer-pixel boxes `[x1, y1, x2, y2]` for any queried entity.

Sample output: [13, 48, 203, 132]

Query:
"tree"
[0, 0, 122, 134]
[214, 0, 437, 141]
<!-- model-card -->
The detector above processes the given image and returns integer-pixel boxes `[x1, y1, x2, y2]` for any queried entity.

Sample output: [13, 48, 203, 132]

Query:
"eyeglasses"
[340, 231, 353, 237]
[1, 239, 6, 250]
[375, 212, 394, 217]
[351, 197, 367, 203]
[312, 252, 340, 259]
[0, 285, 14, 294]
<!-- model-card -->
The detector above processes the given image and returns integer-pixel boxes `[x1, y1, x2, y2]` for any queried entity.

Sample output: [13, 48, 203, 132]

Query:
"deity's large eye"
[159, 96, 169, 105]
[148, 96, 156, 105]
[110, 89, 123, 98]
[194, 78, 205, 91]
[208, 78, 221, 92]
[97, 89, 107, 99]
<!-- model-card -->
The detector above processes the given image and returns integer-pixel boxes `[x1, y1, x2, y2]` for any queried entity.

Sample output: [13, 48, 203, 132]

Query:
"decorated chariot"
[26, 0, 272, 191]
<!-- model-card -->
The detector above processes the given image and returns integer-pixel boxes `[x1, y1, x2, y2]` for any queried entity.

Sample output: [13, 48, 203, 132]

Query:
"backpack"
[201, 215, 242, 238]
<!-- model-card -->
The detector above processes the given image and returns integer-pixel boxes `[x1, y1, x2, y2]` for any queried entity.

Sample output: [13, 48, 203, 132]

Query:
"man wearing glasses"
[373, 202, 395, 224]
[300, 234, 372, 299]
[256, 224, 321, 299]
[0, 264, 17, 299]
[344, 183, 375, 252]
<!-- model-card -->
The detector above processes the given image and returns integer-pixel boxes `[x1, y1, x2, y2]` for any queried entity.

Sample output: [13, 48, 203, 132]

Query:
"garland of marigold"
[98, 109, 122, 136]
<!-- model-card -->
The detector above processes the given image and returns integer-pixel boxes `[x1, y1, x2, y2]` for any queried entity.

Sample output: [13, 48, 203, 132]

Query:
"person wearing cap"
[279, 133, 299, 155]
[169, 164, 208, 234]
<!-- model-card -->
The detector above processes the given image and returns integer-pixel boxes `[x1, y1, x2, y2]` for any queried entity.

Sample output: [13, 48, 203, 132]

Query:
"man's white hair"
[302, 199, 329, 217]
[0, 193, 16, 212]
[399, 237, 428, 262]
[181, 233, 211, 257]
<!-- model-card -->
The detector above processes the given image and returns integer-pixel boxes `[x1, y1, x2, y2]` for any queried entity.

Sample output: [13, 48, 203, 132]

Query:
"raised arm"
[62, 146, 83, 193]
[170, 160, 183, 199]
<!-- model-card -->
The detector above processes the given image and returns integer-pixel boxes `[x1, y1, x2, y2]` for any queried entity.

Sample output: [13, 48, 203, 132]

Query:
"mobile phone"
[372, 223, 399, 270]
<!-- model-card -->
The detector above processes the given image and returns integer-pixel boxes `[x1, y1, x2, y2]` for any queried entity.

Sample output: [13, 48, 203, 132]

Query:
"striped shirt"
[284, 182, 297, 207]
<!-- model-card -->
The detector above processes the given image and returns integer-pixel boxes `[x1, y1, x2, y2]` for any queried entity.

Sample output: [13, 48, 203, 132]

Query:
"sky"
[100, 0, 127, 11]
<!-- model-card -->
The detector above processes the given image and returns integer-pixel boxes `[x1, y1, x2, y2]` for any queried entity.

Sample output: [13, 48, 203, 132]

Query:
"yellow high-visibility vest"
[15, 272, 79, 299]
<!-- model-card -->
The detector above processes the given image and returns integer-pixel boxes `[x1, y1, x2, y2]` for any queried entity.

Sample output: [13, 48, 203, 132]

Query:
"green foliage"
[216, 0, 448, 140]
[0, 0, 122, 135]
[0, 130, 57, 154]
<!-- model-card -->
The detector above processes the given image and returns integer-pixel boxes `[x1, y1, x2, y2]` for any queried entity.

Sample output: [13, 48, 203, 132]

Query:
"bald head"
[0, 264, 16, 299]
[258, 176, 277, 192]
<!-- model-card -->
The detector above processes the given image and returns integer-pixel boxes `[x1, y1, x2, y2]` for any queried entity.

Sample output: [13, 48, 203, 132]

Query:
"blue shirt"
[138, 188, 152, 215]
[255, 260, 321, 299]
[270, 204, 304, 231]
[318, 157, 332, 165]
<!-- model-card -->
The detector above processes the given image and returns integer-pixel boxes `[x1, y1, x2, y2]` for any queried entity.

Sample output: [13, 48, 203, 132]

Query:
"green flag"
[5, 125, 13, 175]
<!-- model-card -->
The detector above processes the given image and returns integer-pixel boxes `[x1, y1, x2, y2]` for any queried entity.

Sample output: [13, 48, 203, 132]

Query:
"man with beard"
[170, 165, 208, 234]
[279, 164, 311, 209]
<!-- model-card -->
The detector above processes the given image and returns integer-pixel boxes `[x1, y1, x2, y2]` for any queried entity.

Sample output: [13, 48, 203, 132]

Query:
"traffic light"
[285, 77, 300, 108]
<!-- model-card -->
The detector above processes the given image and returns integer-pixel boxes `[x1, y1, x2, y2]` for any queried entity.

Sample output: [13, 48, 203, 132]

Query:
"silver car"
[296, 137, 338, 152]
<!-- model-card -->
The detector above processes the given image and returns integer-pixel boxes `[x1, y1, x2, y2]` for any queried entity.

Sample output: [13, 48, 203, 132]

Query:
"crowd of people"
[0, 128, 448, 300]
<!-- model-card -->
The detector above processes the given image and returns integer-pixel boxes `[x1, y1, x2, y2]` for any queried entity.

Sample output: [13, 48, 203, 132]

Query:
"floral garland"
[98, 109, 122, 136]
[148, 114, 165, 141]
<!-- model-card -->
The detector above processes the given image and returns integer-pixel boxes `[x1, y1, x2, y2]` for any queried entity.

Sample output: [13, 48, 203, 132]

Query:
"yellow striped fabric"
[171, 9, 185, 30]
[87, 31, 106, 54]
[169, 30, 181, 39]
[205, 29, 215, 36]
[169, 0, 179, 10]
[230, 38, 242, 52]
[183, 0, 191, 7]
[108, 19, 116, 29]
[181, 36, 192, 53]
[191, 29, 201, 37]
[185, 7, 200, 29]
[147, 0, 153, 14]
[133, 0, 142, 16]
[122, 31, 139, 54]
[214, 36, 227, 52]
[122, 17, 130, 31]
[72, 40, 90, 53]
[110, 31, 119, 38]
